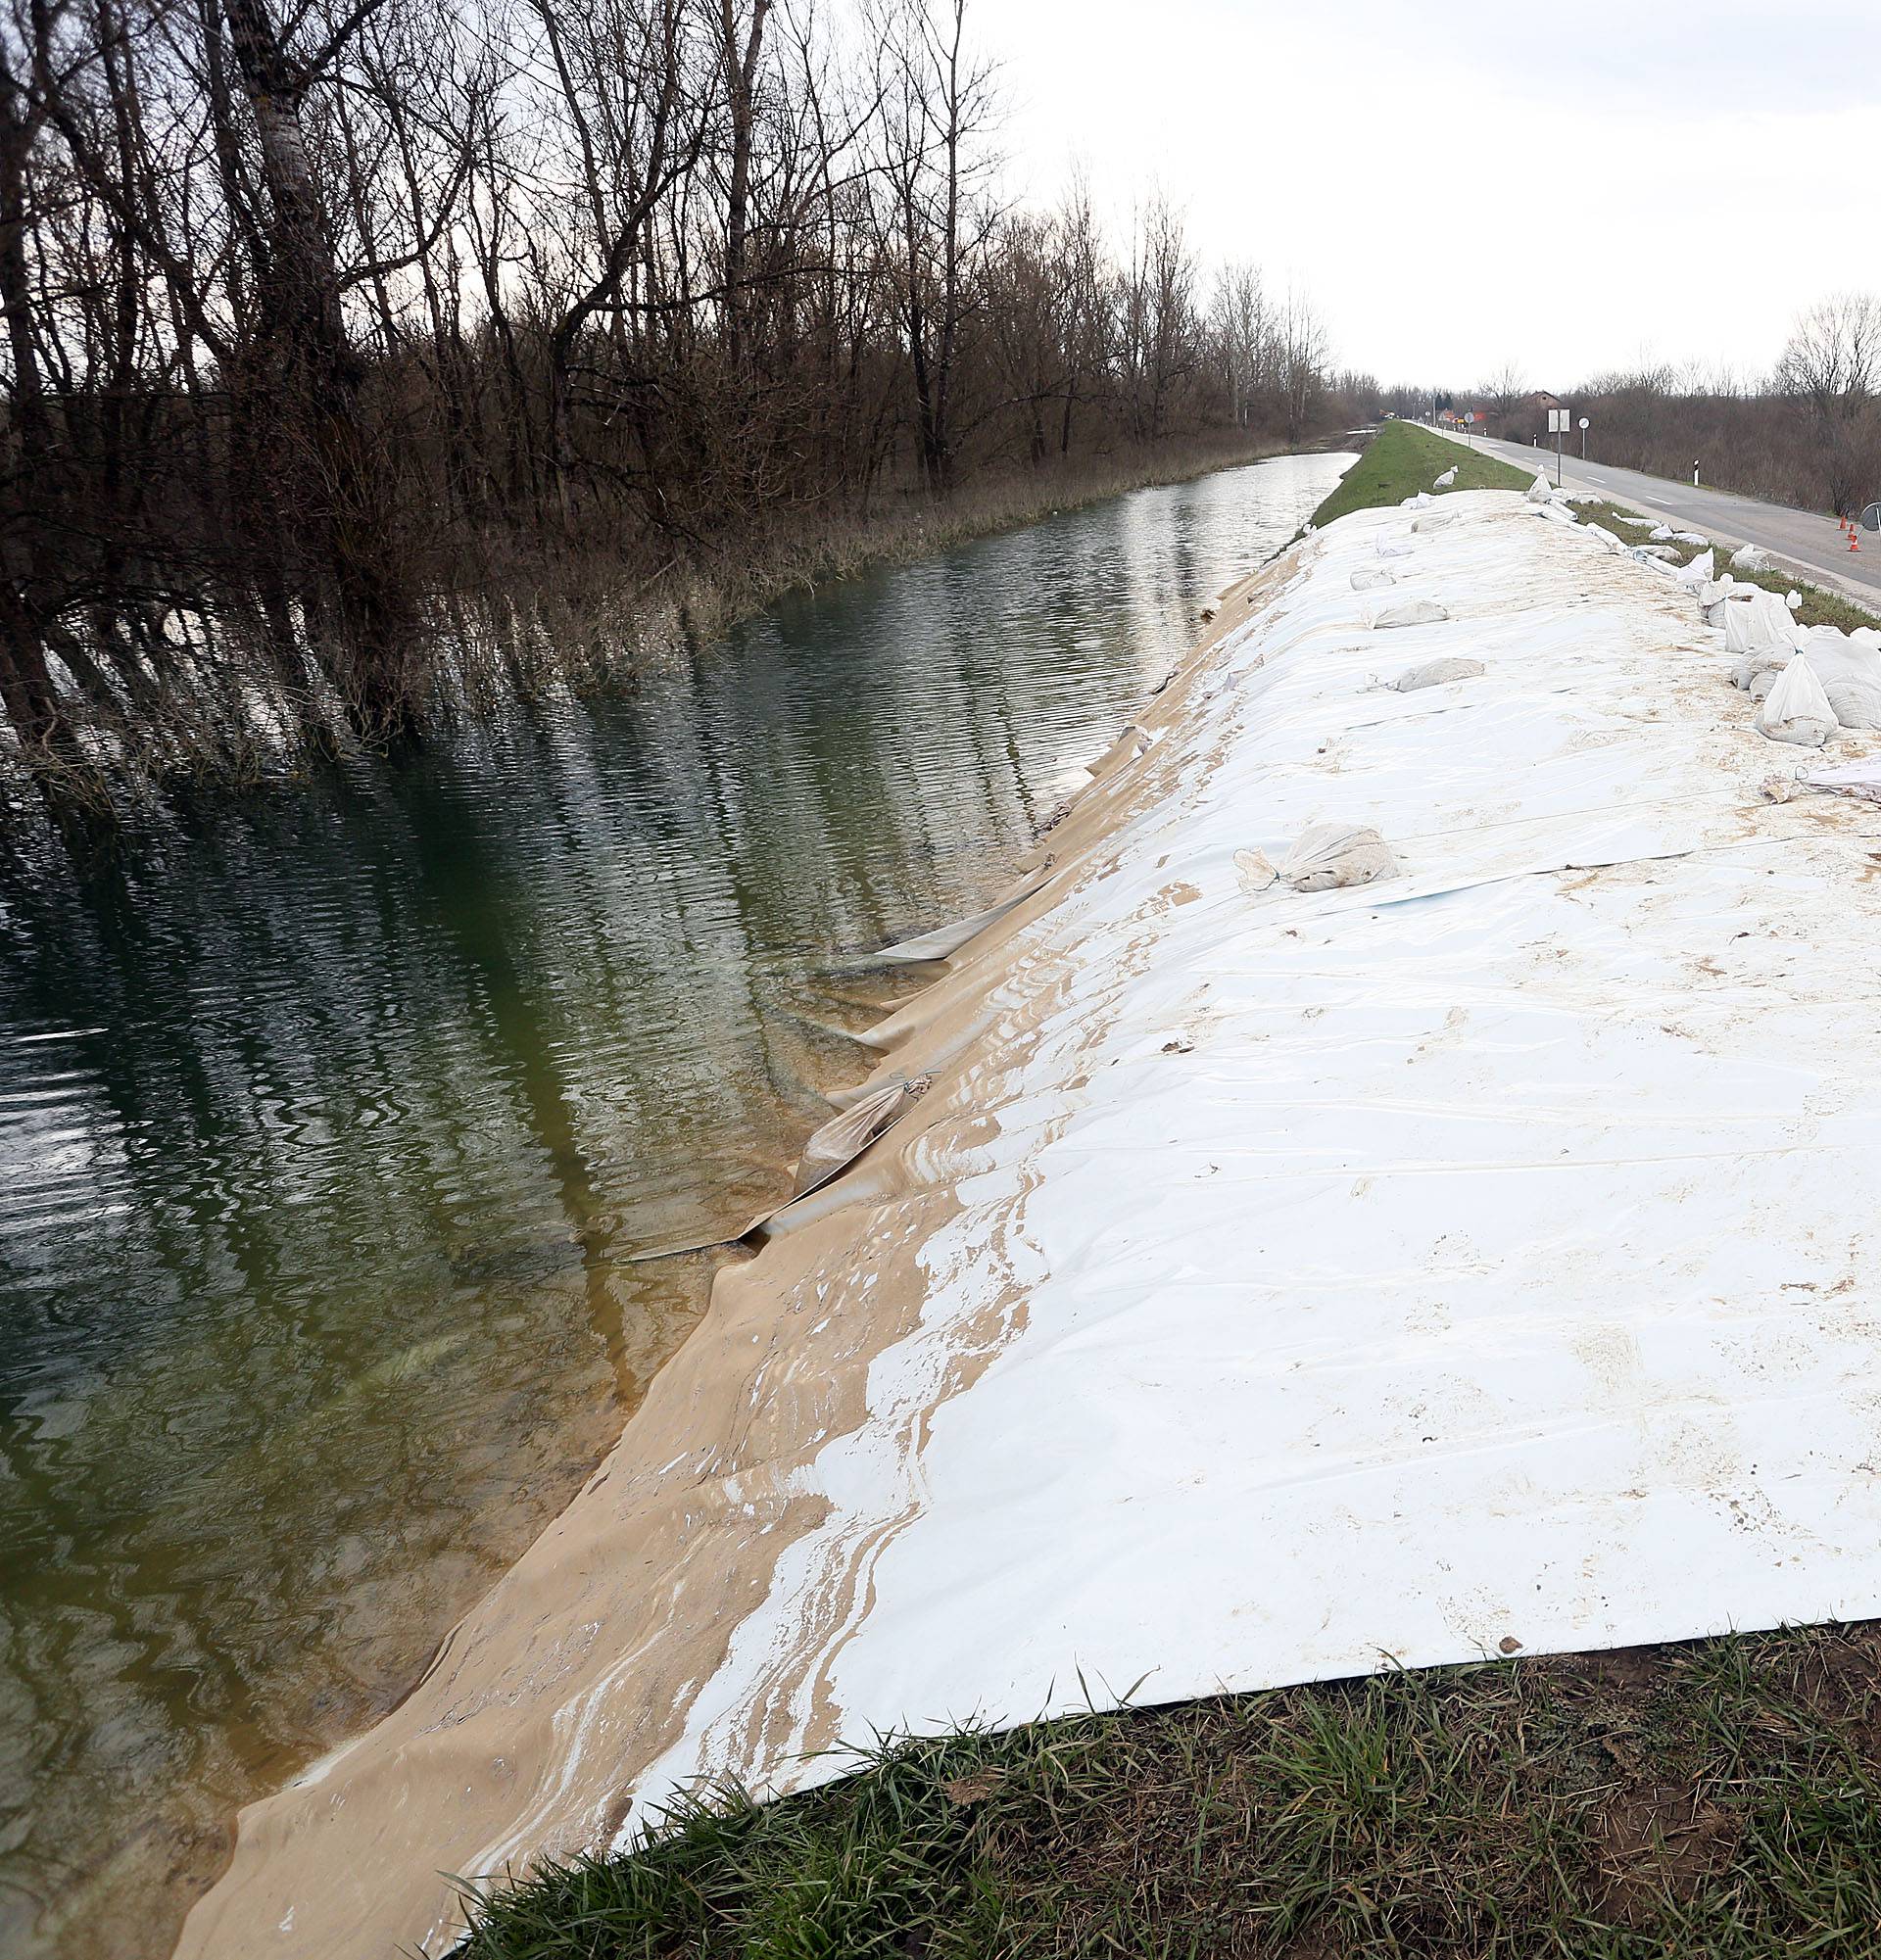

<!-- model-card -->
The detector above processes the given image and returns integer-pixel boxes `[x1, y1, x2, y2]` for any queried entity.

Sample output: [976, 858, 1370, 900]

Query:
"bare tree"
[871, 0, 997, 491]
[1780, 292, 1881, 514]
[1277, 287, 1328, 446]
[0, 0, 1352, 789]
[1481, 359, 1527, 422]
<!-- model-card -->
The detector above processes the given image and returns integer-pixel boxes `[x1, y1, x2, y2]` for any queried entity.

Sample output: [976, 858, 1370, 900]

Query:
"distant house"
[1512, 391, 1568, 443]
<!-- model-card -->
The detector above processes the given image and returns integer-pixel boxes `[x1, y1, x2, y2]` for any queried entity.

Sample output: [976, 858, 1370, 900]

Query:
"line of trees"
[0, 0, 1362, 790]
[1381, 294, 1881, 518]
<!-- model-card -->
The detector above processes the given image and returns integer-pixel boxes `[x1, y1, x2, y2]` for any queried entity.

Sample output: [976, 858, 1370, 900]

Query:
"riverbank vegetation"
[0, 0, 1371, 812]
[1307, 419, 1526, 529]
[456, 1621, 1881, 1958]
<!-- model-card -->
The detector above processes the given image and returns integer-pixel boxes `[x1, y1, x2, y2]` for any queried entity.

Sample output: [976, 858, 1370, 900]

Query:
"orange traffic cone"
[1839, 512, 1850, 533]
[1852, 525, 1862, 553]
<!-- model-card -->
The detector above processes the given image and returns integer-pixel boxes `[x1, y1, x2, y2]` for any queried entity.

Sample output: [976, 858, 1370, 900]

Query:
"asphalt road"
[1431, 426, 1881, 607]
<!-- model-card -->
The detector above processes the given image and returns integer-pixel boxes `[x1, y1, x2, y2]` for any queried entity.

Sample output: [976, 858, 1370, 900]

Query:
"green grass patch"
[1308, 420, 1529, 529]
[454, 1622, 1881, 1959]
[1567, 498, 1879, 633]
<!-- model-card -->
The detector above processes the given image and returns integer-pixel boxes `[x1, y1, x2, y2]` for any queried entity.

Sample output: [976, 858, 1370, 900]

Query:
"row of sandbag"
[1602, 516, 1881, 746]
[1720, 590, 1881, 742]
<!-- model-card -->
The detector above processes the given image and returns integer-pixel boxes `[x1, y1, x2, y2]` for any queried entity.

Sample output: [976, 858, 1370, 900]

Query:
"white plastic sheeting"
[177, 489, 1881, 1960]
[612, 495, 1881, 1805]
[612, 494, 1881, 1823]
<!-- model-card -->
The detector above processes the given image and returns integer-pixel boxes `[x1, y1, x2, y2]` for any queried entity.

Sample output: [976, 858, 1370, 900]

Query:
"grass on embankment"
[1308, 419, 1529, 529]
[458, 1623, 1881, 1959]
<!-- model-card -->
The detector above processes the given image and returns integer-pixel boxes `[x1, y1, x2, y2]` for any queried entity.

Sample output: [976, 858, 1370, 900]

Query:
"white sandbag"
[1650, 524, 1674, 541]
[1732, 653, 1786, 693]
[1235, 822, 1401, 895]
[1527, 474, 1554, 503]
[1400, 493, 1431, 508]
[632, 1073, 932, 1259]
[1391, 657, 1484, 693]
[866, 868, 1052, 964]
[1850, 628, 1881, 654]
[1800, 626, 1881, 691]
[1788, 593, 1803, 610]
[1632, 544, 1678, 562]
[1375, 536, 1416, 560]
[1411, 511, 1457, 533]
[790, 1076, 930, 1197]
[1756, 653, 1838, 746]
[1724, 589, 1802, 658]
[1433, 466, 1457, 489]
[1586, 525, 1624, 550]
[1350, 566, 1397, 592]
[1674, 531, 1710, 547]
[1537, 502, 1577, 525]
[1616, 515, 1655, 529]
[1676, 550, 1715, 587]
[1731, 544, 1770, 572]
[1825, 679, 1881, 730]
[1370, 598, 1449, 630]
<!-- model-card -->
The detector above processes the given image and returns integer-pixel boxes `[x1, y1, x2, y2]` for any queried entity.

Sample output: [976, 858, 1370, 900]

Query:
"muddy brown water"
[0, 451, 1351, 1959]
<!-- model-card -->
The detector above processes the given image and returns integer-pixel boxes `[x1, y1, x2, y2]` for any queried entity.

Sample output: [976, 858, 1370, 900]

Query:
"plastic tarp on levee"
[179, 492, 1881, 1960]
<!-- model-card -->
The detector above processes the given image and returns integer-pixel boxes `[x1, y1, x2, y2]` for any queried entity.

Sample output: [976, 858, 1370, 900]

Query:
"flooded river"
[0, 449, 1349, 1958]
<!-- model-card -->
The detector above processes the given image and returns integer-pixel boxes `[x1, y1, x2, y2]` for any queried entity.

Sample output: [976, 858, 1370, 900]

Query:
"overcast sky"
[980, 0, 1881, 392]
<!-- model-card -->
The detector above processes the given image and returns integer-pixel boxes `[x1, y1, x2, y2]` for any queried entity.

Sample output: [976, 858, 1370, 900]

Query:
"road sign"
[1577, 417, 1589, 430]
[1466, 411, 1476, 424]
[1548, 408, 1569, 434]
[1864, 502, 1881, 533]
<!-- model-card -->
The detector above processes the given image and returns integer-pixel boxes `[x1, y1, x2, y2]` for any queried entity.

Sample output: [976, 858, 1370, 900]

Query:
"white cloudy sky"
[980, 0, 1881, 391]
